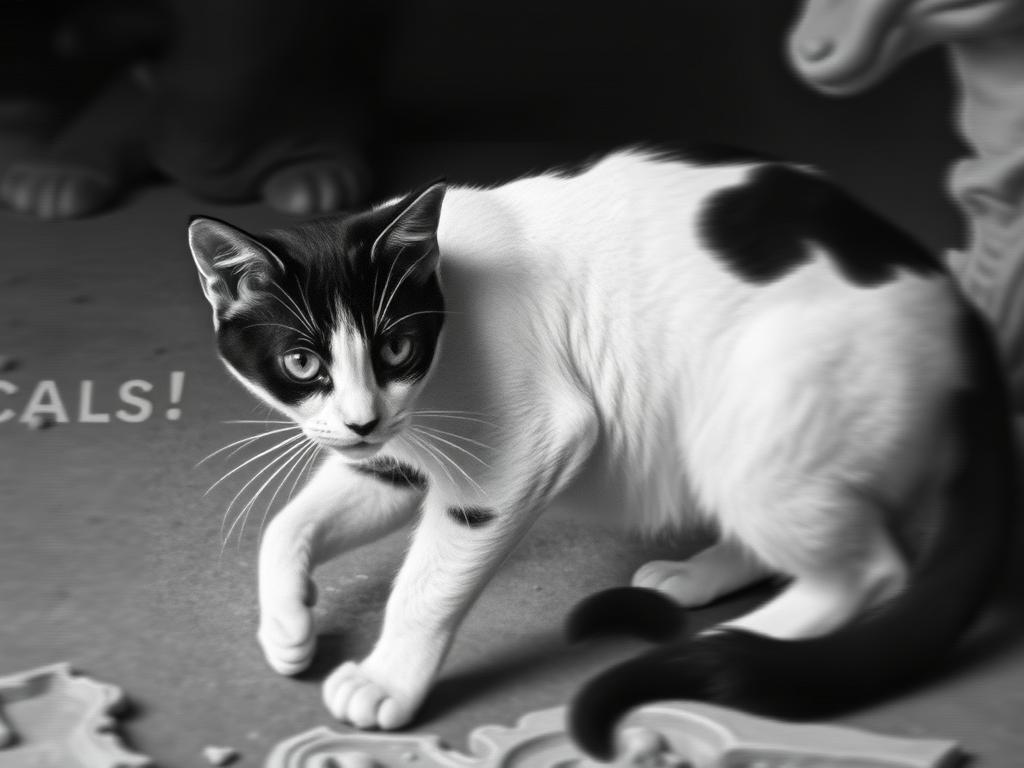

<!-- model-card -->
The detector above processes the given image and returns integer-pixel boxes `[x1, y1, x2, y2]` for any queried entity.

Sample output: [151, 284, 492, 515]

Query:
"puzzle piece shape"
[0, 662, 152, 768]
[266, 701, 960, 768]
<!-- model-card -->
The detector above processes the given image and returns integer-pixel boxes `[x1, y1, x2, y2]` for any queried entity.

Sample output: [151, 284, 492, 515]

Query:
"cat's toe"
[257, 602, 316, 675]
[323, 661, 417, 730]
[632, 560, 719, 607]
[1, 164, 118, 219]
[1, 166, 39, 212]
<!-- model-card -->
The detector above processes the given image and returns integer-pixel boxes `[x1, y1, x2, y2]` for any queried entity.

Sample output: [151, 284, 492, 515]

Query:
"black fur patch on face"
[447, 506, 495, 528]
[699, 165, 941, 286]
[213, 192, 445, 407]
[353, 455, 428, 490]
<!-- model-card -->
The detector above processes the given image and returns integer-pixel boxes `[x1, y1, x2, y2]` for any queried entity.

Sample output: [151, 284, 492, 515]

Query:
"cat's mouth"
[303, 425, 396, 460]
[329, 440, 385, 460]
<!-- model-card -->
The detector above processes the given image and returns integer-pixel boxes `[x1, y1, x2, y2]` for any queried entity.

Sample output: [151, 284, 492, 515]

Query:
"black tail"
[566, 586, 689, 644]
[569, 310, 1017, 760]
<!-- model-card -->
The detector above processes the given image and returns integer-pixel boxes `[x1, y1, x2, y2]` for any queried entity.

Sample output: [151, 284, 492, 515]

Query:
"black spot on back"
[353, 455, 428, 490]
[447, 506, 495, 528]
[700, 164, 942, 286]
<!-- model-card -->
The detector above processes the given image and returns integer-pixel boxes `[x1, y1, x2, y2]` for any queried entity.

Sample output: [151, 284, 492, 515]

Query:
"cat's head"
[188, 182, 446, 461]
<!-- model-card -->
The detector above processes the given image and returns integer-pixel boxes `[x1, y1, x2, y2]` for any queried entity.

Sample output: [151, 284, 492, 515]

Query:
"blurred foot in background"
[0, 0, 378, 220]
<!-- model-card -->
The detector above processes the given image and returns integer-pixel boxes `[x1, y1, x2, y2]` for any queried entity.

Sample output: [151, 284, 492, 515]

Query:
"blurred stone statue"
[788, 0, 1024, 408]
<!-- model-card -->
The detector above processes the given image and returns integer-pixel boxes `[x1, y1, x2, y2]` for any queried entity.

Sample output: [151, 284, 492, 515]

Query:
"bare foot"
[261, 158, 368, 215]
[1, 163, 120, 219]
[1, 70, 151, 220]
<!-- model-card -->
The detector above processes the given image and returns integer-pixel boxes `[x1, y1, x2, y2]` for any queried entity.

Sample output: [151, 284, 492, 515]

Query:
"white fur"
[227, 150, 969, 728]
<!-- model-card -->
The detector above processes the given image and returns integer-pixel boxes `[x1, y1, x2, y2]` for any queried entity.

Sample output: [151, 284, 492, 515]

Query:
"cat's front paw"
[257, 578, 317, 675]
[322, 659, 425, 730]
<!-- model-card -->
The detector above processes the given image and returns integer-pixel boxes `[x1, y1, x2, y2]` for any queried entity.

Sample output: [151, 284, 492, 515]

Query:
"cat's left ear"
[371, 180, 446, 279]
[188, 216, 285, 325]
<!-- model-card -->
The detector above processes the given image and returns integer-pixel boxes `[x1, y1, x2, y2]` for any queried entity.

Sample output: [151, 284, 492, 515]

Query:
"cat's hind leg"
[722, 495, 909, 639]
[321, 495, 546, 730]
[257, 454, 424, 675]
[632, 538, 773, 608]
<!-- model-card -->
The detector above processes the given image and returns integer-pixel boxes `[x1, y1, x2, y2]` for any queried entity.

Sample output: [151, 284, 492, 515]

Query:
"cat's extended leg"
[257, 454, 424, 675]
[321, 498, 544, 729]
[632, 538, 773, 607]
[722, 499, 909, 639]
[323, 403, 597, 730]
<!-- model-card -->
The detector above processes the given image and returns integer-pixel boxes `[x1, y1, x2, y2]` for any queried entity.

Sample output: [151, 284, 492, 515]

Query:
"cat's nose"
[345, 418, 379, 437]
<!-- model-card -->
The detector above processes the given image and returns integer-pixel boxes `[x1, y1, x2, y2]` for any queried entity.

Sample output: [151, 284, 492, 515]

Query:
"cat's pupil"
[282, 349, 321, 381]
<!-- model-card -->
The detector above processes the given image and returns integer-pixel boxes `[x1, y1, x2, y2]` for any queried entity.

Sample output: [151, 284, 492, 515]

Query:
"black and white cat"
[188, 150, 1015, 759]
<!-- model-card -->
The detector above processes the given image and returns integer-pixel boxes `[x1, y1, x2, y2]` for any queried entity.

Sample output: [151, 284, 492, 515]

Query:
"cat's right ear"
[370, 181, 447, 280]
[188, 216, 284, 326]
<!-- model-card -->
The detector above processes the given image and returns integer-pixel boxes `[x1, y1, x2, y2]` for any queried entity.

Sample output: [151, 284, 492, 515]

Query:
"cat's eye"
[380, 336, 414, 367]
[281, 349, 323, 382]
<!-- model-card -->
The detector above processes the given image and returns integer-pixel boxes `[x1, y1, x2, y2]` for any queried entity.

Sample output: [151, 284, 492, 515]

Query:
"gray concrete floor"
[1, 140, 1023, 767]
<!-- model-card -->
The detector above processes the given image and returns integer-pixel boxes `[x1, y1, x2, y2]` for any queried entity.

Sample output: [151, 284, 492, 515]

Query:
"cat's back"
[442, 148, 961, 365]
[451, 149, 942, 293]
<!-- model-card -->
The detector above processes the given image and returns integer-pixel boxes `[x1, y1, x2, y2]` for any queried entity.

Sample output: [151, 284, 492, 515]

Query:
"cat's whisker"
[205, 433, 306, 497]
[411, 426, 491, 467]
[382, 310, 454, 334]
[294, 275, 319, 337]
[195, 425, 301, 467]
[411, 429, 488, 497]
[250, 439, 315, 535]
[221, 439, 309, 551]
[268, 291, 316, 337]
[249, 438, 317, 546]
[410, 429, 490, 498]
[412, 424, 493, 452]
[373, 243, 409, 332]
[222, 419, 297, 425]
[274, 278, 317, 333]
[371, 271, 381, 331]
[377, 250, 433, 331]
[241, 322, 315, 343]
[411, 408, 491, 417]
[404, 433, 459, 492]
[411, 411, 498, 428]
[219, 442, 299, 548]
[267, 282, 318, 338]
[287, 443, 322, 504]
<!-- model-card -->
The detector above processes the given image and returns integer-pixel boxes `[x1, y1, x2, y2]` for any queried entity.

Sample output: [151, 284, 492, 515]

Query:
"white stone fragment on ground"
[618, 726, 668, 766]
[333, 751, 379, 768]
[202, 744, 240, 766]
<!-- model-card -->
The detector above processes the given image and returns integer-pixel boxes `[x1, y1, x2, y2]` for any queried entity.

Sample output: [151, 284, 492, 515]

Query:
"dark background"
[0, 0, 965, 247]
